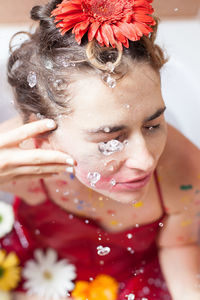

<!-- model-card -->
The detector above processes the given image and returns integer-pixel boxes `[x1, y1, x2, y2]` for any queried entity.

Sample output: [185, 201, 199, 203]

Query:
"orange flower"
[72, 274, 119, 300]
[51, 0, 156, 49]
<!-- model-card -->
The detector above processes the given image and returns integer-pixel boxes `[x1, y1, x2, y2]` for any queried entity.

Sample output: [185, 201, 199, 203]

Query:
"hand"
[0, 119, 76, 185]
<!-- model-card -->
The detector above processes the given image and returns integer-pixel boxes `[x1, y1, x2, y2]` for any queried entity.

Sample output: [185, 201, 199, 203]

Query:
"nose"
[124, 134, 154, 172]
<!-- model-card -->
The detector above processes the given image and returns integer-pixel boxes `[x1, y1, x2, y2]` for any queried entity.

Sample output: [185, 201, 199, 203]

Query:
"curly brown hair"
[7, 0, 167, 123]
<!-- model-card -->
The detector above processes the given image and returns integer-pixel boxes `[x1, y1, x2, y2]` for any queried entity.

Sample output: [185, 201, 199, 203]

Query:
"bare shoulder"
[157, 124, 200, 201]
[157, 124, 200, 247]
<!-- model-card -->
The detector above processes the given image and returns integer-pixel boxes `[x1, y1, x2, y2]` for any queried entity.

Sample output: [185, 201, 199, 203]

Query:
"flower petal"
[111, 24, 127, 44]
[95, 29, 104, 47]
[88, 22, 101, 41]
[2, 252, 19, 269]
[134, 21, 153, 35]
[0, 250, 6, 264]
[117, 22, 139, 41]
[74, 20, 90, 44]
[134, 13, 155, 24]
[101, 23, 116, 48]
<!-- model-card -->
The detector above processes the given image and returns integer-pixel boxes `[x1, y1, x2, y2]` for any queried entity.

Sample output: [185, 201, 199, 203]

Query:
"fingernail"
[66, 166, 74, 173]
[46, 120, 56, 129]
[66, 158, 75, 165]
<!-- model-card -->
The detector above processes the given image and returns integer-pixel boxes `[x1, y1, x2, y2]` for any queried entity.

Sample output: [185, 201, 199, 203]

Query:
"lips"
[118, 173, 151, 184]
[110, 172, 152, 191]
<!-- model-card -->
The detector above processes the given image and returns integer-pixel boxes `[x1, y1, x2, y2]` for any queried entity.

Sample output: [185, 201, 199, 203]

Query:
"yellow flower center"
[43, 270, 53, 280]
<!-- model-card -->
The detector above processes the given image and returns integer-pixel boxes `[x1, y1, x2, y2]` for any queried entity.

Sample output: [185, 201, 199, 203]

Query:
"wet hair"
[7, 0, 167, 123]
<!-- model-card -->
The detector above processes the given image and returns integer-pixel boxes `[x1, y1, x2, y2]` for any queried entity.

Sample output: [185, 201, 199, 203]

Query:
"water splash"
[98, 139, 124, 156]
[87, 172, 101, 187]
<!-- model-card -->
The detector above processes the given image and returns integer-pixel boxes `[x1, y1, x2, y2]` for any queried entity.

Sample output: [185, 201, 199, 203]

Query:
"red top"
[0, 171, 172, 299]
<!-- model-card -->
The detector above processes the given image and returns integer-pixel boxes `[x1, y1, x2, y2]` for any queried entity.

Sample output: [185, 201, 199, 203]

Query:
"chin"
[95, 184, 148, 204]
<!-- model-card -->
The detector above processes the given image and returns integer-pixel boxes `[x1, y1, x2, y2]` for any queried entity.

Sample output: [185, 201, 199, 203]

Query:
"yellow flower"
[0, 250, 21, 291]
[72, 274, 119, 300]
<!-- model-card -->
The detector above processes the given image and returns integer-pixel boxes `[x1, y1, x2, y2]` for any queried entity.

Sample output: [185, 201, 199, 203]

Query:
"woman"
[0, 0, 200, 299]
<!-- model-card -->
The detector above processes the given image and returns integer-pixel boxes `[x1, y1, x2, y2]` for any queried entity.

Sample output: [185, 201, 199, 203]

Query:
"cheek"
[75, 159, 122, 189]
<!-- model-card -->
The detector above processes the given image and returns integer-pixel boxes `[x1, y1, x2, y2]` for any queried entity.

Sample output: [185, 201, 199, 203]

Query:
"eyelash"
[100, 124, 161, 144]
[144, 124, 161, 131]
[115, 124, 161, 141]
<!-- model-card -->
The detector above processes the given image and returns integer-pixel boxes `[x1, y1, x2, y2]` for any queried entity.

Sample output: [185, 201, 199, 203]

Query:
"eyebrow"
[85, 106, 166, 135]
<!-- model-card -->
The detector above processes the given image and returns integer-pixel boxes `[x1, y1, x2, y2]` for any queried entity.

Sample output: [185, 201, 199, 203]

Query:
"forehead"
[69, 63, 162, 125]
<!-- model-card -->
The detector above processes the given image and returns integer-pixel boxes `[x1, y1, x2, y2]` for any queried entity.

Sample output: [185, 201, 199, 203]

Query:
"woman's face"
[49, 62, 167, 204]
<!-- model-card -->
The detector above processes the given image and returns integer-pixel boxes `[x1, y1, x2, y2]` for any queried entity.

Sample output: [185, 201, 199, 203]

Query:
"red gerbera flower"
[51, 0, 156, 50]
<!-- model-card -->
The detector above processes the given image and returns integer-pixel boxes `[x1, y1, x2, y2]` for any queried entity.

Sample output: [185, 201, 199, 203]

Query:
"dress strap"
[154, 169, 165, 213]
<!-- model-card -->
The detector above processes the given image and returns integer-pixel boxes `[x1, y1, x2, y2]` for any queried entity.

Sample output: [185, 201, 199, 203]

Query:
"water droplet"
[127, 233, 133, 239]
[68, 214, 74, 219]
[106, 62, 115, 73]
[174, 8, 179, 12]
[63, 191, 70, 196]
[159, 222, 164, 227]
[142, 286, 150, 295]
[74, 198, 79, 204]
[124, 104, 130, 109]
[85, 219, 89, 224]
[89, 277, 94, 281]
[87, 172, 101, 187]
[99, 260, 104, 265]
[110, 179, 116, 186]
[104, 127, 110, 133]
[127, 247, 134, 254]
[44, 59, 53, 70]
[36, 113, 45, 120]
[123, 140, 129, 145]
[27, 71, 37, 88]
[102, 74, 116, 88]
[35, 229, 40, 235]
[56, 189, 59, 193]
[135, 223, 139, 228]
[125, 293, 135, 300]
[97, 245, 111, 256]
[98, 139, 124, 156]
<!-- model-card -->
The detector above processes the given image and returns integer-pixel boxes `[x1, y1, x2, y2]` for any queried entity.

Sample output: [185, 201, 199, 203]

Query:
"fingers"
[0, 119, 57, 148]
[1, 148, 76, 167]
[0, 164, 75, 183]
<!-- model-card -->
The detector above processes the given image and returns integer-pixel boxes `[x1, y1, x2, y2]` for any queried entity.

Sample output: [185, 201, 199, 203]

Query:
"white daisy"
[0, 201, 14, 238]
[0, 291, 12, 300]
[23, 248, 76, 300]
